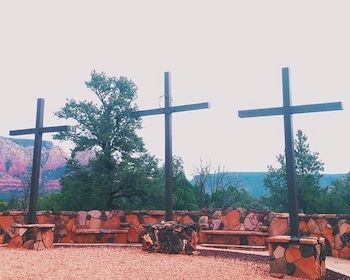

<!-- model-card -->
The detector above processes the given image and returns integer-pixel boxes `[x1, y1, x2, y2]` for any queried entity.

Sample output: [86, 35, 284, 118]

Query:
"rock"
[222, 208, 240, 230]
[268, 217, 288, 236]
[41, 228, 54, 249]
[198, 216, 209, 229]
[307, 218, 320, 234]
[22, 239, 34, 249]
[244, 212, 260, 231]
[76, 211, 88, 227]
[7, 235, 23, 248]
[285, 246, 302, 263]
[315, 218, 328, 232]
[294, 256, 317, 280]
[273, 245, 286, 259]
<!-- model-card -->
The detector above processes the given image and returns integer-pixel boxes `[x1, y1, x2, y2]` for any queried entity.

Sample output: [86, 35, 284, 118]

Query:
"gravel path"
[0, 247, 348, 280]
[0, 247, 286, 280]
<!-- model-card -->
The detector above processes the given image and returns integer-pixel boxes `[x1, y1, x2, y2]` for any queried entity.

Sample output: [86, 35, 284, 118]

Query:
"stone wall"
[0, 209, 349, 259]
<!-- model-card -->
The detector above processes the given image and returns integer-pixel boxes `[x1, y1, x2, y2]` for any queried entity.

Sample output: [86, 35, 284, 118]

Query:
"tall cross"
[238, 67, 343, 240]
[132, 72, 209, 221]
[10, 98, 71, 224]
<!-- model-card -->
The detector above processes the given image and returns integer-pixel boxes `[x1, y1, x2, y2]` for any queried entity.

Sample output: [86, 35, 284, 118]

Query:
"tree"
[53, 71, 159, 210]
[192, 160, 253, 208]
[321, 173, 350, 214]
[263, 130, 324, 213]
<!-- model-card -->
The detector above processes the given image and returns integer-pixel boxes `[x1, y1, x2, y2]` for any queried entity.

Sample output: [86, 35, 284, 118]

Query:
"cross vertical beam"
[282, 68, 299, 239]
[28, 99, 45, 225]
[164, 72, 173, 221]
[238, 67, 343, 240]
[10, 98, 71, 224]
[131, 72, 209, 221]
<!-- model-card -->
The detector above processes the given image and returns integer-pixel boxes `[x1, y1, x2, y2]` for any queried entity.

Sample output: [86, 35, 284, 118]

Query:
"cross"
[238, 67, 343, 240]
[10, 98, 71, 224]
[132, 72, 209, 221]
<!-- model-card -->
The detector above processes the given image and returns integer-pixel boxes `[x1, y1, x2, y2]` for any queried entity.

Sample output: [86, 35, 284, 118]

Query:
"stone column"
[266, 235, 326, 280]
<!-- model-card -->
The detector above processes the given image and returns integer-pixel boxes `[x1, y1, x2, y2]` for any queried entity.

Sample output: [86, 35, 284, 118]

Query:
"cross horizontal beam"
[131, 102, 209, 117]
[238, 101, 342, 118]
[10, 125, 72, 136]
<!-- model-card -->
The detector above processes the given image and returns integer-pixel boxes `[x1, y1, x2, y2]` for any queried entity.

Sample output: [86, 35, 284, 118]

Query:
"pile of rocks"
[141, 222, 199, 255]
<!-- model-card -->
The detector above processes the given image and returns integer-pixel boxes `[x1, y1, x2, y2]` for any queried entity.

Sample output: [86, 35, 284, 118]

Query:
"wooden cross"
[238, 67, 343, 240]
[10, 98, 71, 224]
[132, 72, 209, 221]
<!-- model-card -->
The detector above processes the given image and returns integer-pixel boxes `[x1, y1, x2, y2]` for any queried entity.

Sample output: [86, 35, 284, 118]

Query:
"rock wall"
[0, 209, 349, 259]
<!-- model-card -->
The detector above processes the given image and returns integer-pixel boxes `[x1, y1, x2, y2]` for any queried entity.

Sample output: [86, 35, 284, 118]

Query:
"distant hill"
[192, 172, 347, 198]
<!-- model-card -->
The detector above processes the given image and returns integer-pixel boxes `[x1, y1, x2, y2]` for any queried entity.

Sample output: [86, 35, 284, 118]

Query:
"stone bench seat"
[75, 228, 128, 234]
[201, 230, 268, 236]
[199, 230, 268, 247]
[73, 228, 128, 244]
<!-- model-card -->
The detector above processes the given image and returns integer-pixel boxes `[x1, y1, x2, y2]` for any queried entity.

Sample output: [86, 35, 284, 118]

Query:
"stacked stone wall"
[0, 209, 349, 259]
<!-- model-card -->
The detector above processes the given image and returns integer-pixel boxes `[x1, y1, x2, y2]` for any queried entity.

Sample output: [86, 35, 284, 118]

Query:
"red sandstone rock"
[335, 233, 343, 249]
[142, 215, 158, 224]
[37, 215, 48, 224]
[307, 218, 320, 234]
[34, 241, 46, 250]
[339, 245, 350, 259]
[320, 226, 335, 248]
[247, 235, 266, 246]
[76, 211, 88, 228]
[299, 221, 309, 235]
[339, 222, 350, 238]
[222, 208, 240, 230]
[0, 215, 15, 232]
[244, 212, 260, 231]
[22, 239, 34, 249]
[285, 246, 302, 263]
[273, 245, 286, 259]
[89, 218, 101, 229]
[268, 218, 288, 237]
[315, 218, 328, 232]
[126, 214, 142, 243]
[42, 229, 54, 249]
[7, 235, 23, 248]
[65, 217, 76, 234]
[104, 211, 121, 229]
[294, 256, 317, 280]
[88, 210, 101, 219]
[182, 214, 194, 224]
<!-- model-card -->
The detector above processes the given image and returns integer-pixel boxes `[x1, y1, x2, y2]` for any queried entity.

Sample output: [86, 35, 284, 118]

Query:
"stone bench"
[7, 223, 55, 250]
[73, 228, 128, 243]
[199, 230, 268, 248]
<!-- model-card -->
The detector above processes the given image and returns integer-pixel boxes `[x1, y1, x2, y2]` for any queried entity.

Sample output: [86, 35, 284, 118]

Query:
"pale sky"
[1, 1, 349, 177]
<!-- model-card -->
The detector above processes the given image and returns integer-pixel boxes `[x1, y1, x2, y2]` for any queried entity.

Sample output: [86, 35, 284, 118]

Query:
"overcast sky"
[1, 1, 349, 177]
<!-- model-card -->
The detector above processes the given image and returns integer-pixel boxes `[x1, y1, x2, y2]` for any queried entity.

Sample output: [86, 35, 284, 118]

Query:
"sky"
[0, 1, 349, 177]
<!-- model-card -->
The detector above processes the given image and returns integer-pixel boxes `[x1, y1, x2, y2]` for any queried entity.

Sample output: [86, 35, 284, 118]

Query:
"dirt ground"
[0, 246, 348, 280]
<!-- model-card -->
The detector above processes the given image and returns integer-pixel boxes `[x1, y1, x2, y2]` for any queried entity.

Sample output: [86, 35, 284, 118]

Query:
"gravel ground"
[0, 247, 348, 280]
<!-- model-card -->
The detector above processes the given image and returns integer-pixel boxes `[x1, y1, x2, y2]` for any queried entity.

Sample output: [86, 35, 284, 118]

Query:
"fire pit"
[141, 221, 199, 255]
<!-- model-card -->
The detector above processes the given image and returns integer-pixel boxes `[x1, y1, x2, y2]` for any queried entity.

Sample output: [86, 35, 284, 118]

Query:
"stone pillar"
[266, 235, 326, 280]
[7, 223, 55, 250]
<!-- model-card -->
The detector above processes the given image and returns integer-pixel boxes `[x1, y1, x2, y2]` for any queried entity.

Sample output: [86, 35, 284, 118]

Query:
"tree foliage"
[52, 71, 159, 210]
[322, 173, 350, 214]
[192, 160, 254, 209]
[263, 130, 325, 213]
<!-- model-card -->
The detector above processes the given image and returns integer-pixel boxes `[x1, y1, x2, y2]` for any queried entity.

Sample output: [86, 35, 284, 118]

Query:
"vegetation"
[263, 129, 350, 214]
[192, 160, 255, 209]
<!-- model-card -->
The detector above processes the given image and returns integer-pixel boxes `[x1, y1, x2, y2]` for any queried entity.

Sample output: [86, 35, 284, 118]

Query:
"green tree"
[0, 199, 9, 211]
[263, 130, 324, 213]
[321, 173, 350, 214]
[192, 160, 254, 208]
[53, 71, 159, 210]
[171, 157, 198, 210]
